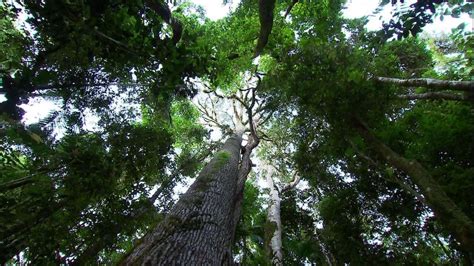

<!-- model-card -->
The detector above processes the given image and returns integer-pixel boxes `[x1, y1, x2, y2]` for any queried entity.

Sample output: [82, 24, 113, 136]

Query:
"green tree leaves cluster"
[1, 0, 473, 264]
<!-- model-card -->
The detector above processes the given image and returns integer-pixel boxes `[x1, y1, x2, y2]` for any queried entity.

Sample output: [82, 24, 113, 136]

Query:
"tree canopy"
[1, 0, 473, 264]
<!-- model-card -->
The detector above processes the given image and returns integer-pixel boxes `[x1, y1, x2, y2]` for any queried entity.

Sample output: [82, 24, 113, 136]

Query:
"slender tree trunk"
[375, 76, 474, 91]
[353, 118, 474, 253]
[231, 134, 259, 242]
[121, 130, 244, 265]
[263, 164, 301, 265]
[264, 165, 283, 266]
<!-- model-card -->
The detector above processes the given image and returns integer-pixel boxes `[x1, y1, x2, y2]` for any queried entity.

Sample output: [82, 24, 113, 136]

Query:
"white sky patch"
[191, 0, 238, 20]
[343, 0, 380, 20]
[21, 97, 61, 124]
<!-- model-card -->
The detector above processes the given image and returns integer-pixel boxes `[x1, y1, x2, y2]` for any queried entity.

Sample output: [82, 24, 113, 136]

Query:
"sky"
[192, 0, 472, 33]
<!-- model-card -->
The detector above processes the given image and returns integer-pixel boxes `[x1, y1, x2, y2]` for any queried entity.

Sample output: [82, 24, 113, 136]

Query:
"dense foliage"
[1, 0, 473, 264]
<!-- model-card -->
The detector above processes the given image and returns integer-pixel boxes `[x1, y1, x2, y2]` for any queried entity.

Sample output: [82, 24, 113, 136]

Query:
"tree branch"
[375, 76, 474, 92]
[280, 171, 301, 193]
[94, 30, 141, 56]
[254, 0, 276, 58]
[284, 0, 299, 18]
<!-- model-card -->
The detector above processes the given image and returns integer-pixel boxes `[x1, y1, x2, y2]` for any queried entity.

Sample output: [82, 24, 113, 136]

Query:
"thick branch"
[25, 83, 149, 91]
[284, 0, 299, 18]
[254, 0, 276, 57]
[201, 79, 264, 241]
[231, 134, 260, 244]
[280, 171, 301, 193]
[375, 76, 474, 92]
[0, 177, 35, 192]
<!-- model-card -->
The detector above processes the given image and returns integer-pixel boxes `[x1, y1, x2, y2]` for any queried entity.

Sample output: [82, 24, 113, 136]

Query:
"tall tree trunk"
[264, 165, 283, 266]
[375, 76, 474, 91]
[121, 131, 244, 265]
[353, 118, 474, 253]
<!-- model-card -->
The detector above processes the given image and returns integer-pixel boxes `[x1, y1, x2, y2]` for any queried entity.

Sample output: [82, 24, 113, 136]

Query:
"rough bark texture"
[264, 166, 283, 266]
[120, 132, 243, 265]
[375, 76, 474, 92]
[353, 118, 474, 253]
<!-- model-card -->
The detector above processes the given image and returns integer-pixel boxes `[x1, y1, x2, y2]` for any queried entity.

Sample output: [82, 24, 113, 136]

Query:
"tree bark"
[231, 134, 260, 243]
[284, 0, 299, 18]
[254, 0, 276, 57]
[120, 130, 244, 265]
[375, 76, 474, 92]
[264, 165, 283, 266]
[353, 118, 474, 253]
[263, 164, 301, 265]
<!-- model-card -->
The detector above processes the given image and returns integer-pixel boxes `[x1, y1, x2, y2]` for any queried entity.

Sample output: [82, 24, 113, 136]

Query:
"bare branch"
[196, 99, 224, 130]
[202, 85, 225, 99]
